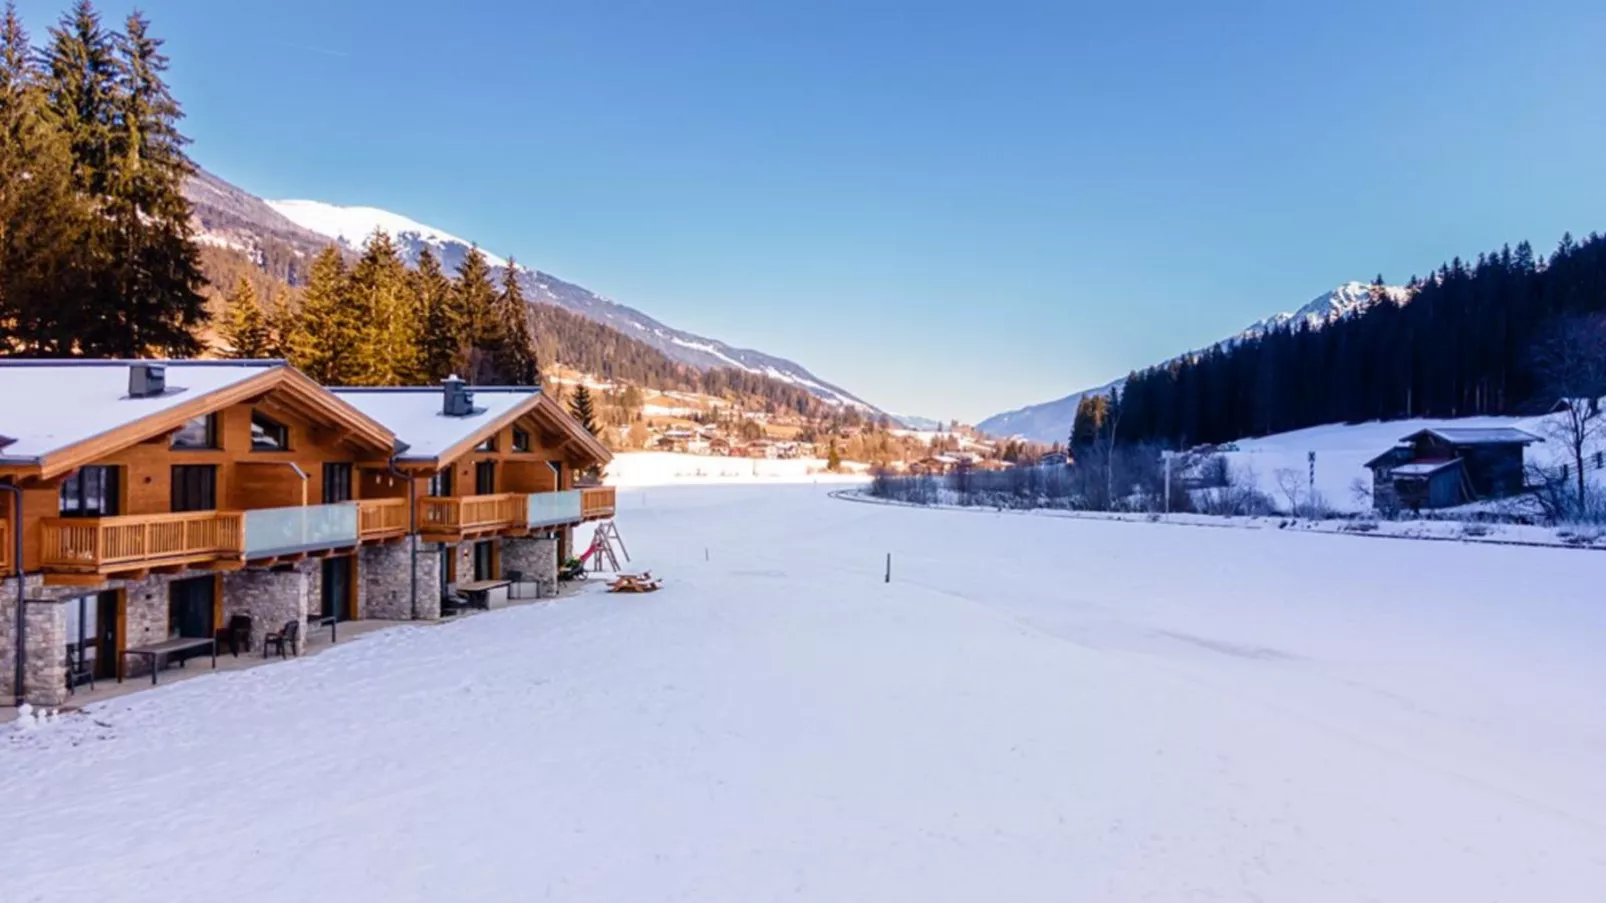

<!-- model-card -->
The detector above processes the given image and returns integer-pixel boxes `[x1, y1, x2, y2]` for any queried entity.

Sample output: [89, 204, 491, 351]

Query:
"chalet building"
[1, 364, 612, 707]
[1365, 427, 1541, 513]
[332, 379, 613, 619]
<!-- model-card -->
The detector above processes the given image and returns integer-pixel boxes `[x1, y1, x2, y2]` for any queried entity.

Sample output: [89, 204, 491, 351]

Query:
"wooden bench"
[120, 636, 217, 686]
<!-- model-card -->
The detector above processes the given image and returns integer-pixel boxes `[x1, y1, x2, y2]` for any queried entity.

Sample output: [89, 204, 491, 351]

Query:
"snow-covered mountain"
[978, 282, 1411, 444]
[184, 170, 880, 412]
[259, 196, 880, 411]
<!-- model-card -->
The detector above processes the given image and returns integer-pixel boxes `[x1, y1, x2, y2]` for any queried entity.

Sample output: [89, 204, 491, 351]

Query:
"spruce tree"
[293, 247, 359, 384]
[569, 383, 599, 435]
[411, 246, 461, 382]
[220, 276, 271, 358]
[0, 1, 91, 354]
[452, 246, 499, 382]
[492, 258, 540, 384]
[346, 229, 416, 384]
[827, 438, 842, 472]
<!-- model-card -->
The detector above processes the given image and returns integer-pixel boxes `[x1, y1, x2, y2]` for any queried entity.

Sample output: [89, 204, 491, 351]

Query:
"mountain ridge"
[184, 169, 884, 415]
[978, 281, 1411, 443]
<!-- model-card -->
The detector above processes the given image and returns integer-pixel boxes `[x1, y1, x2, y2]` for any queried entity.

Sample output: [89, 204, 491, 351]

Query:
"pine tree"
[411, 246, 461, 382]
[0, 1, 91, 354]
[452, 246, 499, 382]
[293, 247, 359, 384]
[827, 438, 842, 472]
[346, 230, 415, 384]
[490, 258, 539, 384]
[220, 276, 271, 358]
[569, 383, 599, 435]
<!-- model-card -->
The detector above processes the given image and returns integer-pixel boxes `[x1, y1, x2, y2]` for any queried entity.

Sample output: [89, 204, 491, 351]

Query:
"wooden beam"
[43, 573, 113, 587]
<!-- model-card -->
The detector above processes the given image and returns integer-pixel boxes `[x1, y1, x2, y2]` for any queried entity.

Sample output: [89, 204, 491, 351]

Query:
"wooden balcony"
[357, 498, 409, 543]
[0, 518, 10, 574]
[40, 511, 245, 580]
[581, 486, 616, 520]
[417, 493, 526, 540]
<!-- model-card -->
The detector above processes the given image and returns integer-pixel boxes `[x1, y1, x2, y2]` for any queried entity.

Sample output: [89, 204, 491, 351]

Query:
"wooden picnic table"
[120, 636, 217, 686]
[457, 579, 511, 610]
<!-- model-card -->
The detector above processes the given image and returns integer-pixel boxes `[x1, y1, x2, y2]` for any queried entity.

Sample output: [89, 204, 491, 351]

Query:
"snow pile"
[2, 484, 1601, 901]
[604, 451, 868, 487]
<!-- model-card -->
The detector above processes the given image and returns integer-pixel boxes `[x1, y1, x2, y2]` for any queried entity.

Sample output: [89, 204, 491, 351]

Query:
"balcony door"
[168, 576, 215, 640]
[59, 466, 119, 518]
[472, 540, 495, 582]
[65, 591, 120, 683]
[321, 555, 354, 622]
[323, 463, 353, 504]
[170, 465, 217, 512]
[475, 461, 496, 495]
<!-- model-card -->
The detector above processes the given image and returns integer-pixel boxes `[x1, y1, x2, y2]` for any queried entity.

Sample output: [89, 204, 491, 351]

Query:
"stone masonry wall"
[223, 566, 310, 655]
[415, 542, 442, 621]
[503, 536, 558, 598]
[360, 540, 416, 621]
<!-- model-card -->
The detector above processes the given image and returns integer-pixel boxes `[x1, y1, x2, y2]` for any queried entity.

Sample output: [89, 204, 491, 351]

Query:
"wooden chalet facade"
[2, 363, 612, 708]
[1365, 427, 1540, 513]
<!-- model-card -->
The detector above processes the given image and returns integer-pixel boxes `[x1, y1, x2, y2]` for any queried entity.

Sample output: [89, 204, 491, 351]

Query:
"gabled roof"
[331, 386, 611, 468]
[1392, 459, 1463, 478]
[0, 360, 397, 479]
[1404, 427, 1542, 446]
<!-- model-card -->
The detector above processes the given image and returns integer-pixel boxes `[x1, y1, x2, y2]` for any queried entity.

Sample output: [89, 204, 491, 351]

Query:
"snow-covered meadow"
[3, 485, 1602, 901]
[604, 450, 868, 486]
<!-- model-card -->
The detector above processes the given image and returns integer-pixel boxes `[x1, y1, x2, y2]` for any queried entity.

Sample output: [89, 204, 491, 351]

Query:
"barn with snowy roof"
[1365, 427, 1542, 512]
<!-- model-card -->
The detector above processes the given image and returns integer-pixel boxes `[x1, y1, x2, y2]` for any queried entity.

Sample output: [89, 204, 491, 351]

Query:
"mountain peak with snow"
[1241, 281, 1411, 338]
[266, 199, 511, 268]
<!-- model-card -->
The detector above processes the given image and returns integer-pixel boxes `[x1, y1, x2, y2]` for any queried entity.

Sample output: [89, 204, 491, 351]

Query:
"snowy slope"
[979, 281, 1409, 443]
[4, 485, 1602, 901]
[253, 195, 877, 412]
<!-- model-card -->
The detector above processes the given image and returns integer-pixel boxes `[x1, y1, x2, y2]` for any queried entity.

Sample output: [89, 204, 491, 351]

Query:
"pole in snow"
[1307, 450, 1316, 516]
[885, 553, 891, 583]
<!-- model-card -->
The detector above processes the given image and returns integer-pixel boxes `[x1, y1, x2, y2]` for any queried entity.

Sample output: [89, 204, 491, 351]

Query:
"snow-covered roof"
[1391, 459, 1463, 478]
[330, 387, 537, 462]
[1408, 427, 1542, 446]
[0, 359, 281, 462]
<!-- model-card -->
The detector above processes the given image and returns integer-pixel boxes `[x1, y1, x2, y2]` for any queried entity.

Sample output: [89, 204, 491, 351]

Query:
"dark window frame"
[170, 464, 218, 512]
[170, 413, 218, 451]
[322, 463, 354, 504]
[511, 428, 531, 453]
[59, 465, 120, 518]
[475, 434, 499, 452]
[250, 410, 291, 452]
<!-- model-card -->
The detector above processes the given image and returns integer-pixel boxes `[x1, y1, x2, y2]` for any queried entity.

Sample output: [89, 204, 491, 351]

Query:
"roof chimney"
[128, 363, 167, 398]
[443, 375, 475, 417]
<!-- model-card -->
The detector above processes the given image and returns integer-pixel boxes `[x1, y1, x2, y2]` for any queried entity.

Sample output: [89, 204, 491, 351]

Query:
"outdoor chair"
[262, 619, 300, 659]
[218, 614, 252, 656]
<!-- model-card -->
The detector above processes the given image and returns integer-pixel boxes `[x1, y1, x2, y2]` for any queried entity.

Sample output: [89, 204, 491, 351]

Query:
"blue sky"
[17, 0, 1606, 422]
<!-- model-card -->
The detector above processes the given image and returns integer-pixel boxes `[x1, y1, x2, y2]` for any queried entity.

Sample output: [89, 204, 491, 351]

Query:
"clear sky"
[16, 0, 1606, 422]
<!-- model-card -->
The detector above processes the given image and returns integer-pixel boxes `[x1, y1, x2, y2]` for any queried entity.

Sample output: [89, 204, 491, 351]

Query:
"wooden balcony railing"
[581, 486, 616, 520]
[0, 518, 10, 573]
[417, 493, 526, 536]
[357, 498, 409, 541]
[40, 511, 244, 572]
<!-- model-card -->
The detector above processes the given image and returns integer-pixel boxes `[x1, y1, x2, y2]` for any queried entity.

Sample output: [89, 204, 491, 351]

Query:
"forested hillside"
[1077, 235, 1606, 450]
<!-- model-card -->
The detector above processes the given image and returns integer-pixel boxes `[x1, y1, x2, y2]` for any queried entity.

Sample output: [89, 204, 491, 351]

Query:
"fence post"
[885, 553, 891, 583]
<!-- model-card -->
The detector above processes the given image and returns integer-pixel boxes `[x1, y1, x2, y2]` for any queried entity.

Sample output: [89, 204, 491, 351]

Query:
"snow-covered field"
[4, 485, 1603, 901]
[1214, 407, 1600, 514]
[604, 450, 868, 486]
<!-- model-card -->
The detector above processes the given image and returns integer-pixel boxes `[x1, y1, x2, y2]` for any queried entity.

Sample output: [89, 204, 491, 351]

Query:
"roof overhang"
[26, 365, 397, 480]
[402, 392, 612, 470]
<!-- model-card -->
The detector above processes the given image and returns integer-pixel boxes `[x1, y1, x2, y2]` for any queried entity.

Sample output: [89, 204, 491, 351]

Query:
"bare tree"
[1530, 315, 1606, 517]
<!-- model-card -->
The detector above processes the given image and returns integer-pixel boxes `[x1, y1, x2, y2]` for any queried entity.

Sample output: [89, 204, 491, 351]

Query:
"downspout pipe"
[388, 460, 418, 620]
[2, 482, 25, 707]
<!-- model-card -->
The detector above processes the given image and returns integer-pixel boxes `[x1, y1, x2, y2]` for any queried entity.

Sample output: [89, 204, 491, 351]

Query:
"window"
[168, 577, 214, 640]
[512, 428, 531, 453]
[170, 465, 217, 512]
[473, 540, 495, 582]
[323, 463, 353, 504]
[475, 460, 497, 495]
[427, 468, 454, 498]
[475, 434, 499, 452]
[170, 413, 217, 450]
[59, 466, 119, 517]
[251, 411, 290, 451]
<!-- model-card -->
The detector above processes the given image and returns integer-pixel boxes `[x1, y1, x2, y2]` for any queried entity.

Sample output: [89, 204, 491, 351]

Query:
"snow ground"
[4, 485, 1603, 902]
[1215, 406, 1603, 514]
[605, 450, 868, 486]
